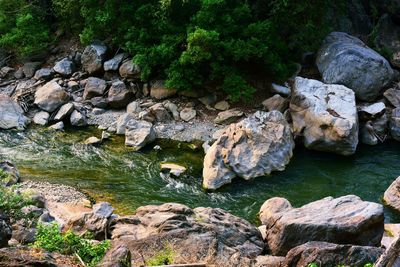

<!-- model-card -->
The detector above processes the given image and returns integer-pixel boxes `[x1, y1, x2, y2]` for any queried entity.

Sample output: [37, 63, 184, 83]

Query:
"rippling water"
[1, 126, 400, 224]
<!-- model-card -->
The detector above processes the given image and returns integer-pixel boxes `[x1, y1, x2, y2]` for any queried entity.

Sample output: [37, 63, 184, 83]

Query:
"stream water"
[1, 126, 400, 224]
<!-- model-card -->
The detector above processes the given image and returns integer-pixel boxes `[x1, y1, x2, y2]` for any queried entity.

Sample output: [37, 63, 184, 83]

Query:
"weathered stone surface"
[360, 121, 379, 145]
[150, 80, 177, 100]
[126, 101, 141, 114]
[22, 62, 41, 78]
[33, 111, 49, 126]
[98, 244, 131, 267]
[214, 100, 230, 111]
[91, 97, 108, 108]
[54, 102, 74, 121]
[34, 68, 54, 81]
[358, 102, 386, 121]
[384, 88, 400, 108]
[384, 176, 400, 212]
[203, 111, 294, 190]
[262, 94, 288, 113]
[83, 77, 107, 100]
[70, 110, 87, 127]
[116, 113, 134, 135]
[125, 120, 156, 151]
[290, 77, 359, 156]
[0, 161, 20, 185]
[259, 195, 384, 256]
[160, 163, 187, 177]
[81, 43, 108, 74]
[34, 81, 69, 112]
[390, 107, 400, 140]
[49, 121, 64, 130]
[271, 83, 291, 96]
[108, 81, 134, 109]
[284, 241, 383, 267]
[180, 107, 196, 122]
[149, 103, 171, 122]
[53, 58, 75, 76]
[104, 53, 127, 72]
[255, 255, 285, 267]
[214, 108, 244, 124]
[119, 59, 140, 79]
[163, 101, 179, 120]
[110, 203, 264, 266]
[317, 32, 394, 101]
[0, 95, 30, 130]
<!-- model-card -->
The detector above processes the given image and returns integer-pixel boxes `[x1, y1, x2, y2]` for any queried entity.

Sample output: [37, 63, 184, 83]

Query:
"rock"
[83, 77, 107, 100]
[0, 161, 20, 185]
[203, 111, 294, 189]
[34, 81, 69, 112]
[360, 121, 379, 145]
[150, 80, 177, 99]
[12, 226, 36, 245]
[70, 110, 87, 126]
[98, 244, 131, 267]
[199, 94, 217, 106]
[126, 101, 141, 114]
[125, 120, 156, 151]
[110, 203, 264, 266]
[358, 102, 386, 121]
[390, 107, 400, 140]
[91, 97, 108, 109]
[138, 110, 155, 123]
[271, 83, 291, 96]
[262, 94, 288, 113]
[107, 81, 134, 109]
[384, 88, 400, 108]
[33, 111, 50, 126]
[53, 58, 75, 76]
[54, 102, 74, 121]
[214, 108, 244, 125]
[81, 43, 108, 74]
[160, 163, 187, 177]
[290, 77, 358, 156]
[180, 107, 196, 122]
[84, 136, 101, 145]
[34, 68, 54, 81]
[383, 176, 400, 212]
[259, 195, 384, 256]
[214, 100, 230, 111]
[101, 131, 110, 140]
[14, 68, 24, 79]
[149, 103, 171, 122]
[317, 32, 394, 101]
[163, 101, 180, 120]
[67, 80, 79, 91]
[93, 202, 114, 218]
[116, 113, 134, 135]
[104, 53, 127, 72]
[22, 62, 41, 78]
[119, 59, 140, 79]
[0, 66, 14, 78]
[255, 255, 285, 267]
[374, 14, 400, 68]
[284, 241, 383, 267]
[0, 95, 30, 130]
[49, 121, 64, 130]
[0, 215, 11, 248]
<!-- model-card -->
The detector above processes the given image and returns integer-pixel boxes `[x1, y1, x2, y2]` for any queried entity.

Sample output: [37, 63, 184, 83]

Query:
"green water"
[1, 126, 400, 224]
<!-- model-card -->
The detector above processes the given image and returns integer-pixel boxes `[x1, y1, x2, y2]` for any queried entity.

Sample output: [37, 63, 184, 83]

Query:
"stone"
[214, 100, 230, 111]
[83, 77, 107, 100]
[180, 107, 196, 122]
[22, 62, 41, 78]
[101, 131, 110, 140]
[84, 136, 101, 145]
[119, 59, 140, 79]
[0, 161, 20, 185]
[255, 255, 285, 267]
[110, 203, 264, 266]
[65, 211, 111, 241]
[374, 14, 400, 68]
[360, 121, 379, 145]
[150, 80, 177, 99]
[163, 101, 180, 120]
[259, 195, 384, 256]
[125, 120, 156, 151]
[383, 176, 400, 212]
[384, 88, 400, 108]
[49, 121, 64, 130]
[203, 111, 294, 190]
[91, 97, 108, 109]
[0, 66, 14, 78]
[67, 81, 79, 91]
[70, 110, 87, 127]
[358, 102, 386, 121]
[214, 108, 244, 124]
[54, 102, 74, 121]
[14, 68, 24, 79]
[271, 83, 291, 96]
[107, 81, 134, 109]
[262, 94, 288, 113]
[116, 113, 134, 135]
[98, 244, 131, 267]
[53, 58, 75, 76]
[126, 101, 141, 114]
[284, 241, 383, 267]
[33, 111, 50, 126]
[0, 215, 12, 248]
[12, 226, 36, 245]
[317, 32, 394, 101]
[34, 81, 69, 112]
[160, 163, 187, 177]
[390, 108, 400, 140]
[199, 94, 217, 106]
[104, 53, 127, 72]
[138, 110, 155, 123]
[0, 95, 30, 130]
[149, 103, 171, 122]
[290, 77, 358, 156]
[81, 43, 108, 74]
[93, 202, 114, 218]
[34, 68, 54, 81]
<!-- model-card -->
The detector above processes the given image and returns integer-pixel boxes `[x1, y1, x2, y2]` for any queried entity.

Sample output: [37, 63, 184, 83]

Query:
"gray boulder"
[150, 80, 176, 100]
[34, 68, 54, 81]
[0, 95, 30, 130]
[259, 195, 384, 256]
[33, 111, 50, 126]
[290, 77, 358, 156]
[119, 59, 140, 79]
[54, 102, 74, 121]
[53, 58, 75, 76]
[104, 53, 127, 72]
[383, 176, 400, 212]
[125, 120, 156, 151]
[22, 62, 41, 78]
[214, 108, 244, 124]
[98, 244, 131, 267]
[149, 103, 171, 122]
[81, 43, 108, 74]
[107, 81, 134, 109]
[180, 107, 196, 122]
[34, 81, 69, 112]
[70, 110, 87, 127]
[83, 77, 107, 100]
[203, 111, 294, 190]
[390, 107, 400, 140]
[91, 97, 108, 108]
[384, 87, 400, 108]
[317, 32, 394, 101]
[262, 94, 288, 113]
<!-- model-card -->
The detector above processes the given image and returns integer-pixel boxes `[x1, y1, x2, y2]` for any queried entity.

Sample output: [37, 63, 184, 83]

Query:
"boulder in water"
[0, 95, 30, 130]
[383, 176, 400, 212]
[125, 120, 156, 151]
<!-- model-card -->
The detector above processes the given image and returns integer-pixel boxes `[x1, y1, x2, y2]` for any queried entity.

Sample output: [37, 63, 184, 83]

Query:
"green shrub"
[0, 184, 33, 221]
[33, 222, 110, 267]
[146, 244, 175, 266]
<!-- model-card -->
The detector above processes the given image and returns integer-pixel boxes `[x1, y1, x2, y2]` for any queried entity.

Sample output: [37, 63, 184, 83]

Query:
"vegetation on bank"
[0, 0, 340, 101]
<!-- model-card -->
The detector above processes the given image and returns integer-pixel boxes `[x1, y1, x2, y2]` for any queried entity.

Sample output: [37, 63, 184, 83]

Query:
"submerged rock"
[317, 32, 394, 101]
[259, 195, 384, 256]
[34, 81, 69, 112]
[290, 77, 358, 156]
[0, 95, 30, 130]
[125, 120, 156, 151]
[384, 176, 400, 212]
[160, 163, 187, 177]
[203, 111, 294, 190]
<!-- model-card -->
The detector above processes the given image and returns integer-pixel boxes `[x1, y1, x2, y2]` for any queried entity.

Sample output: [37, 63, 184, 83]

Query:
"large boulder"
[203, 111, 294, 190]
[104, 53, 127, 72]
[119, 59, 140, 79]
[316, 32, 394, 101]
[34, 81, 69, 112]
[53, 58, 75, 77]
[283, 241, 383, 267]
[110, 203, 264, 266]
[83, 77, 107, 100]
[383, 176, 400, 212]
[81, 43, 108, 74]
[259, 195, 384, 256]
[22, 62, 41, 78]
[107, 81, 134, 109]
[125, 120, 156, 151]
[0, 95, 30, 130]
[290, 77, 359, 155]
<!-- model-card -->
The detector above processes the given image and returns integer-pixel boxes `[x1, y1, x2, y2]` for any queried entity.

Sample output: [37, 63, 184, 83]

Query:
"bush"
[33, 222, 110, 267]
[145, 244, 175, 266]
[0, 184, 34, 221]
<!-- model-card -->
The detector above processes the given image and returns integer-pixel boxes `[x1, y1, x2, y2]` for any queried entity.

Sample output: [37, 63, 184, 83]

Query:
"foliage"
[33, 222, 110, 267]
[145, 244, 175, 266]
[308, 263, 374, 267]
[0, 184, 33, 221]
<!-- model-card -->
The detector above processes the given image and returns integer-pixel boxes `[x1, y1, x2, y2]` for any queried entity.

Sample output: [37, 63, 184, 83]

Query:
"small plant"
[0, 185, 33, 221]
[0, 169, 11, 185]
[146, 244, 175, 266]
[33, 222, 110, 267]
[364, 264, 374, 267]
[308, 263, 318, 267]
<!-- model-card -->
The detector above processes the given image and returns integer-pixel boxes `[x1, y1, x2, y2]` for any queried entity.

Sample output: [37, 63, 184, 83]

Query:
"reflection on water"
[1, 126, 400, 224]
